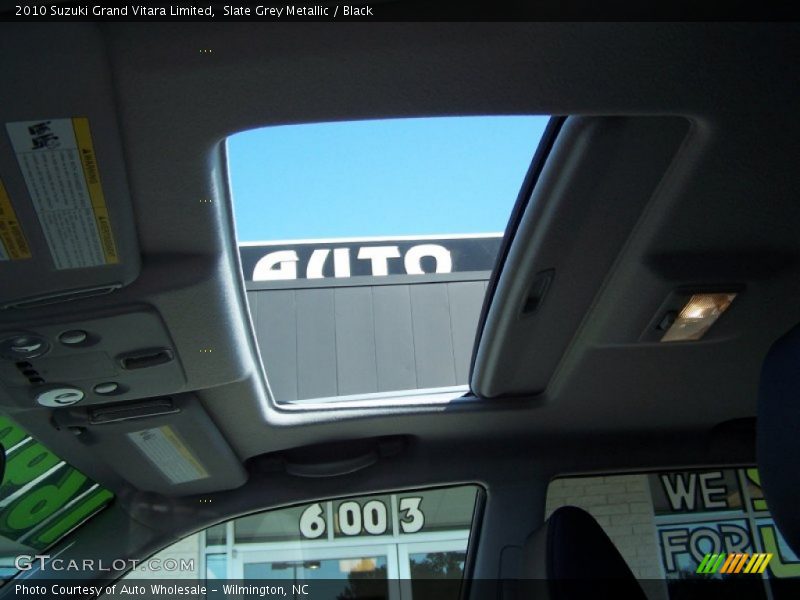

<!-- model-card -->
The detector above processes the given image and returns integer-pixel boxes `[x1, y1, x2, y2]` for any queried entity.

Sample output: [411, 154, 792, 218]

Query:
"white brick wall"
[545, 475, 669, 598]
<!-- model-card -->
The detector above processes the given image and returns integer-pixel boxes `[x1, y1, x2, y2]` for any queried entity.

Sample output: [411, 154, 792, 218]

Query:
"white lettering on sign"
[698, 472, 728, 509]
[659, 523, 751, 573]
[660, 471, 731, 512]
[338, 501, 362, 536]
[404, 244, 453, 275]
[661, 473, 697, 511]
[298, 502, 326, 539]
[363, 500, 388, 535]
[356, 246, 402, 276]
[333, 248, 351, 278]
[253, 250, 299, 281]
[398, 497, 425, 533]
[298, 496, 425, 538]
[306, 249, 329, 279]
[252, 244, 453, 281]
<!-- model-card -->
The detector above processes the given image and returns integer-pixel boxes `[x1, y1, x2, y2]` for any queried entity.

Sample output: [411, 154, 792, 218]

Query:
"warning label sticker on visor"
[0, 178, 32, 261]
[127, 426, 210, 485]
[6, 118, 119, 270]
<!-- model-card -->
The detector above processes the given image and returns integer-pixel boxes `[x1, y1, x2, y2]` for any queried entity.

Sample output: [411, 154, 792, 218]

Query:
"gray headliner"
[0, 21, 798, 588]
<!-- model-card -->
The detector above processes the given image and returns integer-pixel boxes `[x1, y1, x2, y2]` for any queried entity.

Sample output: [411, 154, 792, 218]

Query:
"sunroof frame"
[227, 115, 554, 408]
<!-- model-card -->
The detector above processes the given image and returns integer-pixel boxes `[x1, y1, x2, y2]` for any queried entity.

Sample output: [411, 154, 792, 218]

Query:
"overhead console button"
[59, 330, 88, 345]
[11, 338, 44, 353]
[0, 310, 185, 409]
[0, 332, 50, 360]
[36, 386, 84, 407]
[93, 382, 119, 395]
[119, 348, 174, 370]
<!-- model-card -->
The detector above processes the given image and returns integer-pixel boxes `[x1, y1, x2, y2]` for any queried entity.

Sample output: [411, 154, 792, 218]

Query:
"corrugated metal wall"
[247, 279, 488, 402]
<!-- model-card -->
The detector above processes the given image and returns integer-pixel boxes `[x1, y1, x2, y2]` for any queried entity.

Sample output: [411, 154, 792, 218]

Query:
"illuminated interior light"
[660, 293, 736, 342]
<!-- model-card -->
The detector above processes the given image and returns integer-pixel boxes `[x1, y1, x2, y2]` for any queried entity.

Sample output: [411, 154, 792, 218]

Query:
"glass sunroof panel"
[228, 116, 550, 405]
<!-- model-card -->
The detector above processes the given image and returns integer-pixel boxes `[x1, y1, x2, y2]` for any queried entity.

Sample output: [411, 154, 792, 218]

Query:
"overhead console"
[0, 306, 249, 495]
[0, 307, 185, 409]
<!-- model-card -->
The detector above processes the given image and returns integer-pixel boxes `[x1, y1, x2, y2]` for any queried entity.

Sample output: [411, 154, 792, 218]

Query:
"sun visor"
[52, 394, 248, 496]
[0, 24, 140, 309]
[472, 116, 691, 398]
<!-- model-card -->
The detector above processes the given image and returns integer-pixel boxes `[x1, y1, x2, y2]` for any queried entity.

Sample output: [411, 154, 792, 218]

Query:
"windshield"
[121, 484, 482, 599]
[0, 415, 113, 584]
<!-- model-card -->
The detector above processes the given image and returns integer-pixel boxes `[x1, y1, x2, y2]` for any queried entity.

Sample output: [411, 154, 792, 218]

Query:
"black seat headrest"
[758, 323, 800, 555]
[521, 505, 646, 599]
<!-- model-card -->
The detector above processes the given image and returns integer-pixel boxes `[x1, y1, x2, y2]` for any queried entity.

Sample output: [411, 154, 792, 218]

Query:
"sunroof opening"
[228, 115, 550, 405]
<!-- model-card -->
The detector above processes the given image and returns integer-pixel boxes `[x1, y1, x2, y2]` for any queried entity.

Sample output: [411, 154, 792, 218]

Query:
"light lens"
[661, 293, 736, 342]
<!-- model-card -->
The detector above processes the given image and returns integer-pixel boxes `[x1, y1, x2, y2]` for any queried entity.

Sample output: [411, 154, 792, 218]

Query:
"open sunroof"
[228, 116, 549, 405]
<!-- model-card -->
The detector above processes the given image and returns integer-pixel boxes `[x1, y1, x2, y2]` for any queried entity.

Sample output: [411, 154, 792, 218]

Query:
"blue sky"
[227, 116, 549, 242]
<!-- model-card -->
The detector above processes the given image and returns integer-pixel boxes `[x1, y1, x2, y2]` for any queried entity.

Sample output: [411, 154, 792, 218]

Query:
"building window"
[546, 469, 800, 599]
[127, 485, 481, 599]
